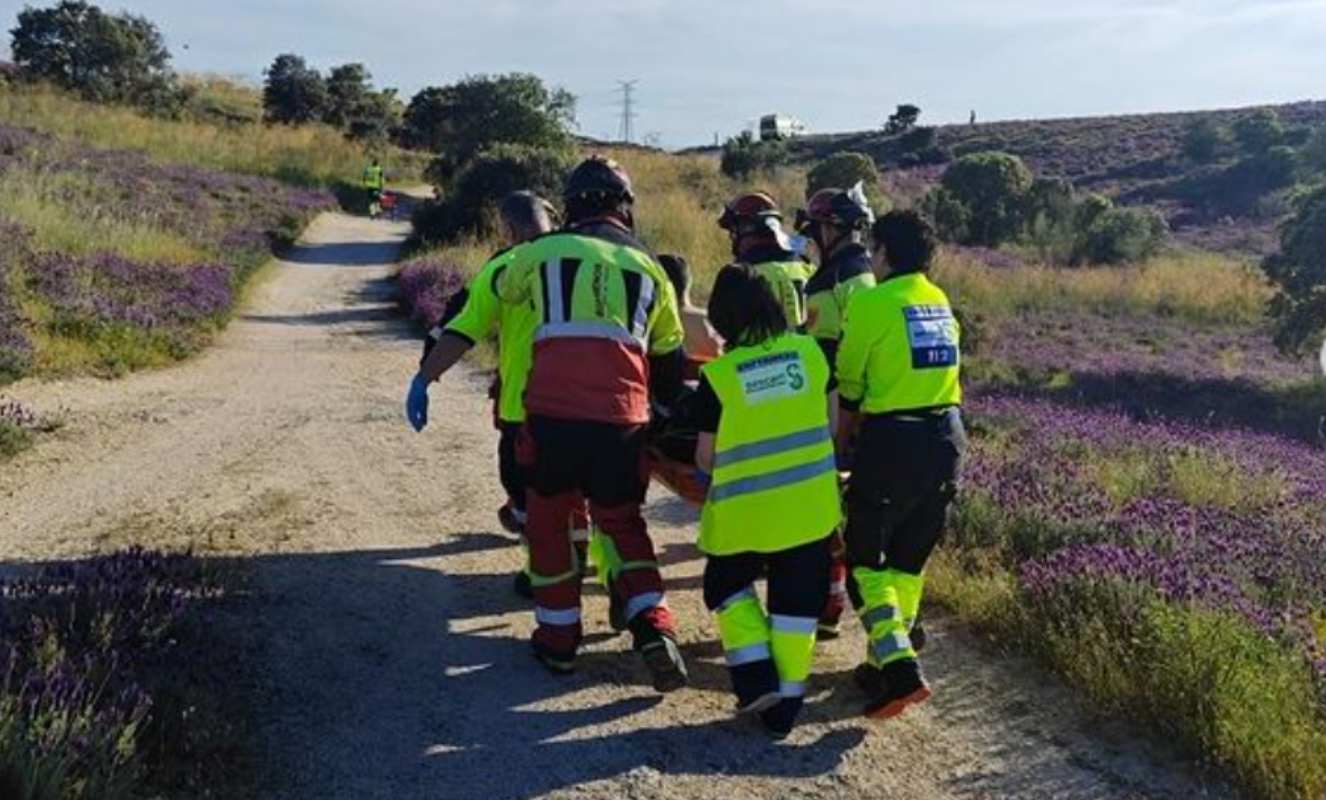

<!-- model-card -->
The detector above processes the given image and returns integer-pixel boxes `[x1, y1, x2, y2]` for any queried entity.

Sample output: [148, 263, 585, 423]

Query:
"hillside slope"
[717, 99, 1326, 255]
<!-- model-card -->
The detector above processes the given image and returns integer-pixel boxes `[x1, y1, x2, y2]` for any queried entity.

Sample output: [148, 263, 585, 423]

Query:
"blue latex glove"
[406, 373, 430, 432]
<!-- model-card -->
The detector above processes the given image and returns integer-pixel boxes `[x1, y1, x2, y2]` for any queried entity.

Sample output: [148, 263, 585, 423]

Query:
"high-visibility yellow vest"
[362, 165, 384, 190]
[836, 272, 962, 415]
[749, 260, 813, 328]
[699, 334, 842, 556]
[505, 231, 682, 356]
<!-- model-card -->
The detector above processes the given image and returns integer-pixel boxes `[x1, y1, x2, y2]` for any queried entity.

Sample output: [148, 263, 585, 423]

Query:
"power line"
[616, 80, 639, 144]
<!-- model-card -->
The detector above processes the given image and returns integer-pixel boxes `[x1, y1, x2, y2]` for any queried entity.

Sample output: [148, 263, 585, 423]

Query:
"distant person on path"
[493, 156, 690, 689]
[658, 254, 721, 362]
[692, 265, 839, 738]
[363, 157, 386, 218]
[835, 210, 965, 720]
[794, 186, 877, 638]
[718, 192, 813, 330]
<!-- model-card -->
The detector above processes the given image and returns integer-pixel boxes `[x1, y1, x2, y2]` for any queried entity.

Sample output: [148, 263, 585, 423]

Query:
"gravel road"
[0, 211, 1237, 800]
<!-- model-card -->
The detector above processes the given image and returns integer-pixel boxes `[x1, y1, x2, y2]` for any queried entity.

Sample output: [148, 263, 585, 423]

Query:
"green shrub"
[1076, 206, 1168, 265]
[1168, 148, 1298, 219]
[1182, 117, 1228, 163]
[1233, 108, 1284, 155]
[923, 186, 971, 243]
[1264, 184, 1326, 354]
[262, 54, 328, 124]
[806, 151, 890, 212]
[938, 151, 1033, 246]
[719, 130, 788, 179]
[1301, 126, 1326, 175]
[413, 143, 573, 246]
[1075, 193, 1113, 229]
[0, 419, 32, 458]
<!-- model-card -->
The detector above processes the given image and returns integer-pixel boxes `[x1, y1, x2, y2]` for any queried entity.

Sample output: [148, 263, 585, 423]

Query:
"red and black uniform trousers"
[518, 415, 675, 657]
[843, 408, 966, 639]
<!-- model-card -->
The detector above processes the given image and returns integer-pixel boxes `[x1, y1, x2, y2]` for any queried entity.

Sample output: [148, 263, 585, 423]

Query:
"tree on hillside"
[10, 0, 180, 112]
[262, 54, 327, 124]
[1232, 108, 1283, 155]
[1301, 126, 1326, 175]
[400, 73, 575, 182]
[884, 103, 921, 135]
[1263, 186, 1326, 354]
[323, 63, 372, 128]
[937, 152, 1033, 246]
[806, 151, 890, 212]
[1182, 118, 1228, 163]
[720, 130, 787, 179]
[320, 63, 399, 142]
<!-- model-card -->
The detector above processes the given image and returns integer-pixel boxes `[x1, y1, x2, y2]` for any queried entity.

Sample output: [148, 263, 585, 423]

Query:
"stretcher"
[648, 442, 708, 506]
[647, 355, 712, 506]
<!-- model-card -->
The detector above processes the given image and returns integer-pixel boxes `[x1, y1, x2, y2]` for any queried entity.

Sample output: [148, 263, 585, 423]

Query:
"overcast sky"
[4, 0, 1326, 148]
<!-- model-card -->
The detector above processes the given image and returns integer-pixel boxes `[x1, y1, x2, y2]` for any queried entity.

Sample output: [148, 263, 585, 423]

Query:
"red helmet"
[797, 187, 871, 231]
[564, 155, 635, 203]
[718, 192, 782, 232]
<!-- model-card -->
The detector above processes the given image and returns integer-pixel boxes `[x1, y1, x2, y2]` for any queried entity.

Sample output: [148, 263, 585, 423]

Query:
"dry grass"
[935, 249, 1271, 326]
[0, 84, 425, 187]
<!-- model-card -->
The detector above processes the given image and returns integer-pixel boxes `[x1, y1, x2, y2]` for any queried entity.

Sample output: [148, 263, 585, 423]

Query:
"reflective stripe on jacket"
[699, 334, 841, 555]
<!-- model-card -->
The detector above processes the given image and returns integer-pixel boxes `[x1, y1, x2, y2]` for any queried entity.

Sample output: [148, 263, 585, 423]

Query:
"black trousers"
[844, 408, 965, 607]
[523, 416, 649, 505]
[703, 535, 834, 618]
[497, 421, 527, 512]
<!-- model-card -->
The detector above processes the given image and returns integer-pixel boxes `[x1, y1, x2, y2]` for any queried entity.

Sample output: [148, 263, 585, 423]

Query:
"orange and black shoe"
[630, 618, 688, 693]
[860, 659, 932, 720]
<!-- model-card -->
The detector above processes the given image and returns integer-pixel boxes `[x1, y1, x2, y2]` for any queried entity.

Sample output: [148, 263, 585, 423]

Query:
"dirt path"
[0, 212, 1236, 799]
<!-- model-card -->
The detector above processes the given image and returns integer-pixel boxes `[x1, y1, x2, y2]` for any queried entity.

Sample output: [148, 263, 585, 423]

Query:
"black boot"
[497, 503, 525, 535]
[911, 621, 928, 654]
[759, 697, 803, 740]
[862, 658, 931, 720]
[730, 660, 781, 715]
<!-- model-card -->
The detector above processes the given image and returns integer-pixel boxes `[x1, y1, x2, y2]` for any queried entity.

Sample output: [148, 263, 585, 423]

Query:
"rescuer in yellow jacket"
[717, 192, 813, 329]
[794, 185, 878, 638]
[493, 157, 690, 691]
[836, 210, 965, 721]
[693, 264, 841, 739]
[362, 158, 385, 218]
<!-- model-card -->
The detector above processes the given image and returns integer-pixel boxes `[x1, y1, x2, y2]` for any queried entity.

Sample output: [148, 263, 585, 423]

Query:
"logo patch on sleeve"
[904, 305, 959, 369]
